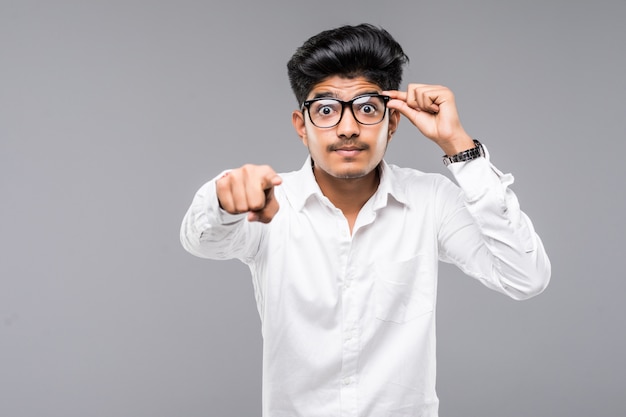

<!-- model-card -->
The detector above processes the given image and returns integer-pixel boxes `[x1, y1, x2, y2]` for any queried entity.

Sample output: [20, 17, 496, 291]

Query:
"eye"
[319, 106, 333, 116]
[360, 104, 376, 114]
[355, 102, 379, 116]
[312, 100, 340, 117]
[353, 96, 382, 117]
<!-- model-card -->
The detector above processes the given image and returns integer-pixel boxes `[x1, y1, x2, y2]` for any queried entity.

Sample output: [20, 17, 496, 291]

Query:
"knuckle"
[239, 164, 254, 176]
[249, 201, 265, 212]
[234, 202, 249, 213]
[216, 178, 227, 191]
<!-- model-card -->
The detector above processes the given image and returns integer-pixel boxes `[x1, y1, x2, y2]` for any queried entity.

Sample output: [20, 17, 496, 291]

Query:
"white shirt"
[180, 151, 551, 417]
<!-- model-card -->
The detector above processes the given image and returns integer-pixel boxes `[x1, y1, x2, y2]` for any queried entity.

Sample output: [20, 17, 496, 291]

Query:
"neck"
[313, 164, 380, 218]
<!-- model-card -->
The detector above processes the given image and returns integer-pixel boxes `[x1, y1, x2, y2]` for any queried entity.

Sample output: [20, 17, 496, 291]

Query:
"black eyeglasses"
[301, 93, 390, 128]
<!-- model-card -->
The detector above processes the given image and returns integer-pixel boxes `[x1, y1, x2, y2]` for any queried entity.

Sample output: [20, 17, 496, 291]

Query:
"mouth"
[335, 148, 363, 158]
[329, 142, 369, 157]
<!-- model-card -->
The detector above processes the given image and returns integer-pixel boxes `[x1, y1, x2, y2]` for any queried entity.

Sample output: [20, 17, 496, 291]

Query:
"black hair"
[287, 23, 409, 105]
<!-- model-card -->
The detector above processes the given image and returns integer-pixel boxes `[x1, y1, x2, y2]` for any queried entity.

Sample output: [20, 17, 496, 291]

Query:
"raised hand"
[384, 84, 475, 155]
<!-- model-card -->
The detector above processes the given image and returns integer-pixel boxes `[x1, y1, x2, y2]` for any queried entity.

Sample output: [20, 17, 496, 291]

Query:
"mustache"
[327, 140, 370, 152]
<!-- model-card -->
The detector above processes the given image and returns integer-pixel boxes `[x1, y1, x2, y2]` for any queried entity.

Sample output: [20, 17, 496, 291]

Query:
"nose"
[336, 106, 360, 139]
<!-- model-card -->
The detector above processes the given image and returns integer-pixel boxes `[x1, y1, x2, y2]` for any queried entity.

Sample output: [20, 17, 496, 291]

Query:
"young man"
[180, 23, 550, 417]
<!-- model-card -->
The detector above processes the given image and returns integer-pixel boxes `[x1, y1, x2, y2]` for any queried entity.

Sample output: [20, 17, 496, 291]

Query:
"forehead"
[307, 76, 382, 100]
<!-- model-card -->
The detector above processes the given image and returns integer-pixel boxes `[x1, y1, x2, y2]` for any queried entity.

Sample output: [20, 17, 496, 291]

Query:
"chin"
[330, 166, 373, 179]
[335, 171, 368, 179]
[313, 157, 379, 180]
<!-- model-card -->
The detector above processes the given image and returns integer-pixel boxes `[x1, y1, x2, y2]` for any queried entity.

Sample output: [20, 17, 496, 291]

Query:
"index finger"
[258, 169, 283, 191]
[248, 165, 281, 203]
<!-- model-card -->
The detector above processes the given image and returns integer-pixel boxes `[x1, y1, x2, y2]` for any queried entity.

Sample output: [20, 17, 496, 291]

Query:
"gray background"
[1, 0, 625, 416]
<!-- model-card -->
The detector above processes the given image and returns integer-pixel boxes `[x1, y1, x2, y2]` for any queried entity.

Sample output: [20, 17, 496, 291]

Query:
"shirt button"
[342, 377, 352, 386]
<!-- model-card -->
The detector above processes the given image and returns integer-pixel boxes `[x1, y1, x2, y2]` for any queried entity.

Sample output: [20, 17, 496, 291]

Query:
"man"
[180, 23, 550, 417]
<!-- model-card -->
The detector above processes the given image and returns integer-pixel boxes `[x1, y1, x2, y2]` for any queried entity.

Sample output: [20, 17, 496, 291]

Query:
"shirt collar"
[372, 159, 411, 210]
[285, 157, 410, 212]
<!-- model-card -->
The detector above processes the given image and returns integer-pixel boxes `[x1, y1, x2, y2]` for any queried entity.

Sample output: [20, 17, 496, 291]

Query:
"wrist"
[442, 139, 485, 166]
[439, 134, 475, 156]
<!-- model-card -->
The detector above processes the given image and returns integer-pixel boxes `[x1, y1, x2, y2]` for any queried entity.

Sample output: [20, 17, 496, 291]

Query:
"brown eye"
[359, 104, 376, 114]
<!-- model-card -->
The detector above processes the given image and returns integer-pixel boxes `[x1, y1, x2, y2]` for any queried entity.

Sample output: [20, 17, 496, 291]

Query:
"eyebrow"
[311, 92, 338, 100]
[310, 90, 380, 101]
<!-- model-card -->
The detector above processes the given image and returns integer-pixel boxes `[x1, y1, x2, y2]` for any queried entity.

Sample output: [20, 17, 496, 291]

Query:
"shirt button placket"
[340, 260, 359, 416]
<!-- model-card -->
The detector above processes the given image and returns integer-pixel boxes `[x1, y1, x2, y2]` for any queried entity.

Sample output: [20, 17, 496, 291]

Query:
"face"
[292, 76, 399, 182]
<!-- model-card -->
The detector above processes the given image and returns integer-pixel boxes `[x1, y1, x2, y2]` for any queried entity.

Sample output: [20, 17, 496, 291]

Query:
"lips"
[335, 148, 362, 158]
[327, 141, 369, 159]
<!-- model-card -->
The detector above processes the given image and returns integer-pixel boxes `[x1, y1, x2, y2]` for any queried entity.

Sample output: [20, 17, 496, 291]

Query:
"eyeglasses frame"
[301, 93, 391, 129]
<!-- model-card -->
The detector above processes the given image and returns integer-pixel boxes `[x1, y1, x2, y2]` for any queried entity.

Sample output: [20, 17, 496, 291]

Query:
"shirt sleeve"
[437, 147, 551, 300]
[179, 172, 263, 262]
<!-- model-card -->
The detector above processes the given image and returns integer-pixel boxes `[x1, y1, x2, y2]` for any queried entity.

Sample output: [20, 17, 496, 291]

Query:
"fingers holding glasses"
[385, 84, 452, 114]
[216, 164, 283, 223]
[384, 87, 444, 137]
[411, 84, 449, 114]
[384, 84, 473, 152]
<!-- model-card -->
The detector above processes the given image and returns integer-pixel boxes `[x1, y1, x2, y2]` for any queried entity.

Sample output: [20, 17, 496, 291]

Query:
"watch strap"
[442, 139, 485, 166]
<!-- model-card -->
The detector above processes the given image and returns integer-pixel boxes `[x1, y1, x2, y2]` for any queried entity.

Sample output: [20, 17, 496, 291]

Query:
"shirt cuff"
[193, 171, 247, 228]
[445, 144, 514, 203]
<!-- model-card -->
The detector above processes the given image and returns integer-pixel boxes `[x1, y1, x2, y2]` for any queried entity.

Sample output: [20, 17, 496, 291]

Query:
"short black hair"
[287, 23, 409, 105]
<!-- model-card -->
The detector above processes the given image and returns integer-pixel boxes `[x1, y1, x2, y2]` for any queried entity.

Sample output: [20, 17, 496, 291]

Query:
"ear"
[387, 109, 400, 141]
[292, 110, 308, 146]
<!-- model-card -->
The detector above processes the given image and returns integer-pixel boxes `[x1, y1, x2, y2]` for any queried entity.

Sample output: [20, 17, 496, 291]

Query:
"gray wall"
[2, 1, 624, 416]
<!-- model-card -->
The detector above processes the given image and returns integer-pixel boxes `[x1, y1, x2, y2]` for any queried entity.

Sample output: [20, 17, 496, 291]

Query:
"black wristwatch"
[442, 140, 485, 166]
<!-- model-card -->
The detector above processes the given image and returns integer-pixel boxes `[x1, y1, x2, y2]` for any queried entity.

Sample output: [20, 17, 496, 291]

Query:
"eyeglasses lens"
[308, 95, 386, 128]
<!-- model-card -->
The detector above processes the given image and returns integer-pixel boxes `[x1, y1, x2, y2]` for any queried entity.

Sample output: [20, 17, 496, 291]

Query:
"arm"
[180, 164, 282, 261]
[437, 151, 551, 299]
[385, 84, 550, 298]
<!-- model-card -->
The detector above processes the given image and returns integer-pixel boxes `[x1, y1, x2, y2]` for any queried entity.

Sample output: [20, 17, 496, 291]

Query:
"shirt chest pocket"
[374, 254, 436, 324]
